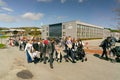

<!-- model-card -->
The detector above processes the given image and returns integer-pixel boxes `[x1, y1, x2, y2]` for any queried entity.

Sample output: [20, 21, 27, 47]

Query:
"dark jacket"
[101, 39, 110, 49]
[39, 43, 46, 53]
[33, 42, 39, 51]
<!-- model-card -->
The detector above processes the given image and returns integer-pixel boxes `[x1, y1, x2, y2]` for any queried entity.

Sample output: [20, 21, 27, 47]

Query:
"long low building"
[41, 20, 104, 39]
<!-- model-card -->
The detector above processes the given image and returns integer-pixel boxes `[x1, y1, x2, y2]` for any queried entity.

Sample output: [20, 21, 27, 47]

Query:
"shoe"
[81, 59, 84, 62]
[100, 57, 103, 59]
[44, 62, 46, 64]
[56, 59, 59, 62]
[85, 58, 87, 61]
[60, 60, 62, 63]
[39, 58, 43, 62]
[106, 58, 109, 61]
[72, 61, 76, 63]
[65, 60, 69, 62]
[51, 66, 53, 69]
[50, 65, 53, 69]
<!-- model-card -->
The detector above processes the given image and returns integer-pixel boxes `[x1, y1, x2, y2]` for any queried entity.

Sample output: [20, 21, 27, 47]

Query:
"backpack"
[99, 40, 104, 47]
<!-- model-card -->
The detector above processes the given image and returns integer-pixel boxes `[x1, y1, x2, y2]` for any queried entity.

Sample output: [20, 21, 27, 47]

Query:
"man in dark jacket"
[49, 39, 55, 69]
[100, 37, 111, 60]
[33, 40, 39, 51]
[32, 40, 40, 64]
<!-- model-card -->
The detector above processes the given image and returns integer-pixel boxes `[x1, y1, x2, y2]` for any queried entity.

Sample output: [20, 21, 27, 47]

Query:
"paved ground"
[0, 39, 120, 80]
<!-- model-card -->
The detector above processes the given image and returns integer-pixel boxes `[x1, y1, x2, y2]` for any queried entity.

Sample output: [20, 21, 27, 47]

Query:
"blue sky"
[0, 0, 120, 29]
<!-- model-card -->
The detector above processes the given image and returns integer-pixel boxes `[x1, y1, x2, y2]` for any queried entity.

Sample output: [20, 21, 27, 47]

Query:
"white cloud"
[37, 0, 52, 2]
[37, 0, 85, 3]
[1, 7, 14, 12]
[78, 0, 84, 3]
[21, 12, 44, 20]
[0, 12, 44, 23]
[117, 0, 120, 3]
[0, 0, 6, 6]
[0, 13, 16, 22]
[57, 16, 67, 19]
[0, 0, 14, 12]
[60, 0, 66, 3]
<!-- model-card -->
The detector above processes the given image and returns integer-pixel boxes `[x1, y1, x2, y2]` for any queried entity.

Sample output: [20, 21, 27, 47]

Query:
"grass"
[0, 44, 6, 49]
[81, 38, 103, 40]
[0, 35, 9, 38]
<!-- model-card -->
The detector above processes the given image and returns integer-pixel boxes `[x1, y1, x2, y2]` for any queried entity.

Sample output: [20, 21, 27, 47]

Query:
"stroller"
[111, 46, 120, 62]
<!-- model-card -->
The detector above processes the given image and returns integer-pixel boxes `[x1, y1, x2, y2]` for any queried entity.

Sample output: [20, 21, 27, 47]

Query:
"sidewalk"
[83, 39, 103, 54]
[83, 39, 120, 54]
[0, 39, 120, 80]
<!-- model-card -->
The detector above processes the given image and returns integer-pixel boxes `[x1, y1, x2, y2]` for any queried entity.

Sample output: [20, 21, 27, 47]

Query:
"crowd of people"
[7, 36, 120, 69]
[8, 36, 87, 69]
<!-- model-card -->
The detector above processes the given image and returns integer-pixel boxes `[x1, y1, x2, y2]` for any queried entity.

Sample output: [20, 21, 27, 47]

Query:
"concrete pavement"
[0, 39, 120, 80]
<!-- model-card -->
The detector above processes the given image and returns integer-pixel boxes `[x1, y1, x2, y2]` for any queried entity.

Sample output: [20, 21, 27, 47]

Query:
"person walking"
[77, 38, 87, 62]
[100, 37, 111, 60]
[32, 39, 40, 64]
[25, 40, 33, 63]
[49, 39, 55, 69]
[55, 38, 63, 63]
[43, 39, 49, 64]
[65, 36, 76, 63]
[39, 39, 46, 62]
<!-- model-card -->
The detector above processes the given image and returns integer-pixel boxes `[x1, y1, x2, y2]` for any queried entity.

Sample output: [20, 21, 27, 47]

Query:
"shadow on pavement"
[93, 53, 120, 63]
[93, 54, 100, 58]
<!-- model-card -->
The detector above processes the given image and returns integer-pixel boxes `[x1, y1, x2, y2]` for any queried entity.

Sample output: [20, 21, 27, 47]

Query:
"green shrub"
[0, 35, 8, 38]
[0, 44, 6, 48]
[81, 38, 103, 40]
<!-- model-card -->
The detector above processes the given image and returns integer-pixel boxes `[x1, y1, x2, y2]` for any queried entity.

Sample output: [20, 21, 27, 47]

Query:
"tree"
[30, 28, 41, 36]
[13, 30, 18, 34]
[13, 30, 18, 37]
[24, 27, 31, 36]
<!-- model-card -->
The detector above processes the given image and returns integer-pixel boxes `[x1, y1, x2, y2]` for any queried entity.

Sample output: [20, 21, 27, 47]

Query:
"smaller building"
[111, 32, 120, 41]
[1, 29, 25, 36]
[103, 29, 111, 39]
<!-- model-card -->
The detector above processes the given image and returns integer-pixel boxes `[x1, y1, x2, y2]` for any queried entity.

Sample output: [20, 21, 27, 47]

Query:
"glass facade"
[77, 24, 103, 38]
[49, 23, 62, 38]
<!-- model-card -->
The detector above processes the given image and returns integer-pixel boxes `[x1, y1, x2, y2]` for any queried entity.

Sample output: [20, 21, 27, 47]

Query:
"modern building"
[41, 20, 104, 39]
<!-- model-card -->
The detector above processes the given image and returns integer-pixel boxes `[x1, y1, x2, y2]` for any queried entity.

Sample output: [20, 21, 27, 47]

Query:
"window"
[46, 27, 49, 31]
[63, 32, 66, 36]
[63, 25, 66, 29]
[49, 23, 62, 37]
[46, 32, 48, 36]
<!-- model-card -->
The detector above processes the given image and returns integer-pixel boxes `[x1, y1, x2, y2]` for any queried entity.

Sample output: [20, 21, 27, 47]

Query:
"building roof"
[1, 29, 25, 32]
[63, 20, 104, 29]
[42, 20, 104, 29]
[76, 20, 104, 29]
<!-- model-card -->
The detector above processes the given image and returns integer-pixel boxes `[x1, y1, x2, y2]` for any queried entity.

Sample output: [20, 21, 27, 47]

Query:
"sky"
[0, 0, 120, 29]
